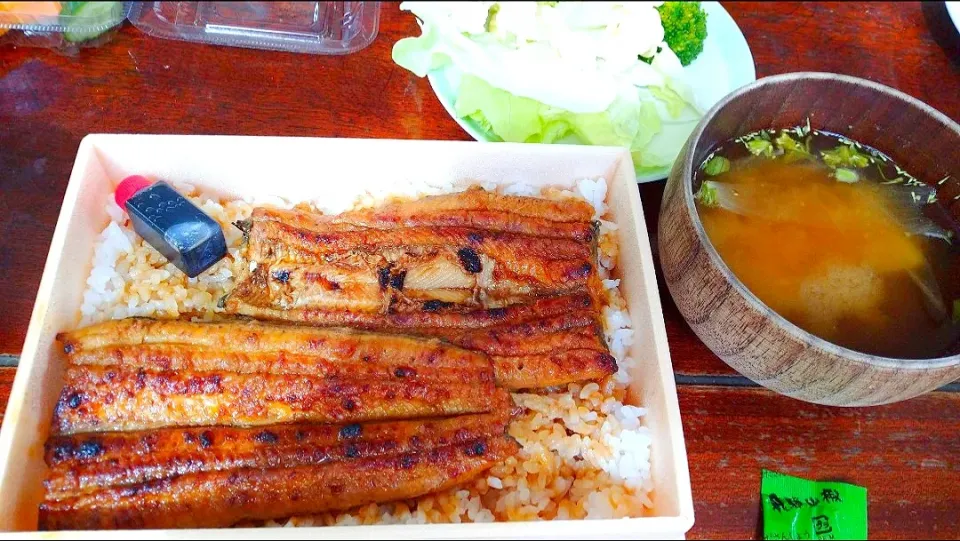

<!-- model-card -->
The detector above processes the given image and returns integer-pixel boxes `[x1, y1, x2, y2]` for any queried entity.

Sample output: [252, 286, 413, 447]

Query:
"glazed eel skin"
[226, 189, 602, 312]
[40, 408, 518, 529]
[228, 292, 617, 390]
[52, 319, 506, 434]
[224, 190, 616, 389]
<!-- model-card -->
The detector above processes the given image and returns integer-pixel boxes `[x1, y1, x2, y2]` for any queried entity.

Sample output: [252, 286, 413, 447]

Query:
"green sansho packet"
[761, 470, 867, 540]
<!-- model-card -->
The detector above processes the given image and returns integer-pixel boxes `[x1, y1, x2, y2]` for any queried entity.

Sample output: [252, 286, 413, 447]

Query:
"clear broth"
[695, 128, 960, 359]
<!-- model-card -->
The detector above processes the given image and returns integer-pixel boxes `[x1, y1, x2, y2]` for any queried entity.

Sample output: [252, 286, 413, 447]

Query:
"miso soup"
[694, 125, 960, 359]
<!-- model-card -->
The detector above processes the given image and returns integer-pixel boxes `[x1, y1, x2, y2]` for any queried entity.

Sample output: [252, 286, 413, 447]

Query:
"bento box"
[0, 136, 694, 539]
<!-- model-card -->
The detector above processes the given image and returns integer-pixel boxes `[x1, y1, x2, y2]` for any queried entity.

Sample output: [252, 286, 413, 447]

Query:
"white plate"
[948, 1, 960, 34]
[427, 1, 757, 183]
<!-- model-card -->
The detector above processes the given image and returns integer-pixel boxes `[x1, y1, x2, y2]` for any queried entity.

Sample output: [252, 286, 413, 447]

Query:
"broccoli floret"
[657, 2, 708, 66]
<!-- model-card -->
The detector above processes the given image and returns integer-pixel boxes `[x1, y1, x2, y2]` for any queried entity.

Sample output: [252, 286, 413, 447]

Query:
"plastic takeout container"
[0, 136, 693, 538]
[128, 2, 380, 54]
[0, 1, 129, 51]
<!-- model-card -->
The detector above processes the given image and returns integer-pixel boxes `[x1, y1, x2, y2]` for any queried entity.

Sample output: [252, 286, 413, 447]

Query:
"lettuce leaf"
[453, 74, 696, 169]
[392, 2, 704, 170]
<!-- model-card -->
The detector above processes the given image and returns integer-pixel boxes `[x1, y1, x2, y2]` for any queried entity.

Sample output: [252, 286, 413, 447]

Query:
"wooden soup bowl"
[659, 72, 960, 406]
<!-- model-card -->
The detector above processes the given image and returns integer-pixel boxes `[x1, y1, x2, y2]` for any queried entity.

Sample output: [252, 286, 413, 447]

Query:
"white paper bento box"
[0, 135, 694, 539]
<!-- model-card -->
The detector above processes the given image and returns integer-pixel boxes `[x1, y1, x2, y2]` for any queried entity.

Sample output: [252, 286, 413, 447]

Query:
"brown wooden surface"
[0, 368, 11, 428]
[0, 1, 958, 538]
[683, 385, 960, 540]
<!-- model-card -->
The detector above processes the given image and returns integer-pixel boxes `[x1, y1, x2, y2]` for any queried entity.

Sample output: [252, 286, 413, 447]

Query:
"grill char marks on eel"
[224, 189, 616, 390]
[53, 319, 505, 434]
[40, 407, 518, 530]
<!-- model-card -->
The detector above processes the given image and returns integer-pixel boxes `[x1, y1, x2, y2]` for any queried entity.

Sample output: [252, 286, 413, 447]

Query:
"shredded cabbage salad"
[392, 1, 712, 173]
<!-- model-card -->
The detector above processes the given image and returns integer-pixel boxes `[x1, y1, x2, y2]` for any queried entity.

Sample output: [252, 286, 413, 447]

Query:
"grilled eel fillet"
[40, 409, 518, 530]
[226, 189, 603, 315]
[53, 319, 507, 434]
[224, 190, 616, 389]
[229, 291, 617, 390]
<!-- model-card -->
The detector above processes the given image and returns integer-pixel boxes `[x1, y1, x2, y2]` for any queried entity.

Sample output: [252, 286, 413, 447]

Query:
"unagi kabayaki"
[52, 319, 506, 434]
[40, 408, 519, 530]
[223, 189, 617, 389]
[226, 189, 602, 312]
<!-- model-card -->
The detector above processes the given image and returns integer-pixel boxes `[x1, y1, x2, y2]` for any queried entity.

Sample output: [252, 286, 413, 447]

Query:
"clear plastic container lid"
[0, 2, 129, 47]
[128, 2, 381, 55]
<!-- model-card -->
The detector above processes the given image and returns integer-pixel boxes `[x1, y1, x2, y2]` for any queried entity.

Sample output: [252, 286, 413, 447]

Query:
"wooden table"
[1, 2, 958, 538]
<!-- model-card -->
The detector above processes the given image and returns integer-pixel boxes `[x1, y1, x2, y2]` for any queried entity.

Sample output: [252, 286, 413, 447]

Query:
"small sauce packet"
[761, 469, 867, 540]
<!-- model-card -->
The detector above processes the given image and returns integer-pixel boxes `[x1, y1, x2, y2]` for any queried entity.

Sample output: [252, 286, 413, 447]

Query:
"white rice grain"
[576, 177, 608, 219]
